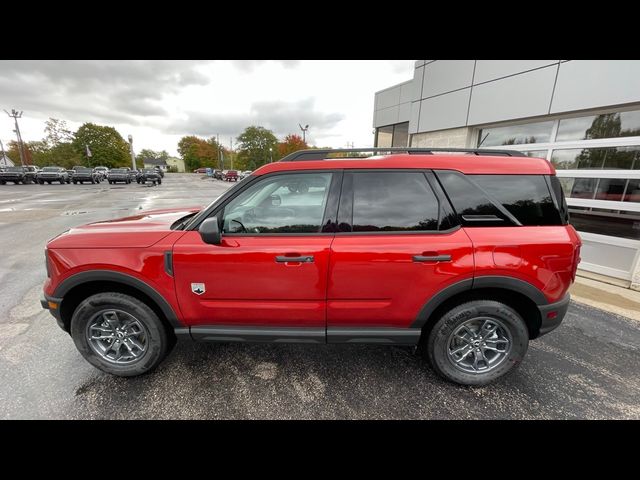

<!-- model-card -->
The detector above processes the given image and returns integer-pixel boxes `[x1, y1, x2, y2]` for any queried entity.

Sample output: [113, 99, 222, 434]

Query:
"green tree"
[236, 126, 278, 170]
[72, 123, 130, 168]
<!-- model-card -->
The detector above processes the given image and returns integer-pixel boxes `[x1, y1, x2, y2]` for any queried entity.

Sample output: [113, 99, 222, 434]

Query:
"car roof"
[252, 153, 555, 176]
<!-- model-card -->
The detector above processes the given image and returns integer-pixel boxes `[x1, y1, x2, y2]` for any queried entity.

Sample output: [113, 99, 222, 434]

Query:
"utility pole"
[299, 123, 309, 144]
[4, 109, 26, 166]
[217, 133, 222, 170]
[230, 137, 233, 170]
[127, 135, 136, 170]
[0, 139, 7, 166]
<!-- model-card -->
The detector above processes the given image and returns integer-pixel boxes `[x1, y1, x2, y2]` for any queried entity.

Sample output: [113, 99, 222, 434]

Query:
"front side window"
[346, 172, 439, 232]
[222, 173, 333, 234]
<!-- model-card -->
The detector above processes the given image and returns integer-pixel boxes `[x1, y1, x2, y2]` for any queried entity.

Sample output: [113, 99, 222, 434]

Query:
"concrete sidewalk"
[571, 274, 640, 322]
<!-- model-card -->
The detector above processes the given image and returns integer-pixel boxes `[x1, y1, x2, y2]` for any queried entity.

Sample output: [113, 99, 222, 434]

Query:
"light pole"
[127, 135, 136, 170]
[269, 147, 273, 163]
[5, 109, 26, 166]
[298, 123, 309, 143]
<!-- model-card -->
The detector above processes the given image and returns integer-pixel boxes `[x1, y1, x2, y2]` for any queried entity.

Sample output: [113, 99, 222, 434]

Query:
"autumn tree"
[277, 134, 308, 160]
[136, 149, 170, 168]
[177, 136, 223, 171]
[44, 118, 73, 148]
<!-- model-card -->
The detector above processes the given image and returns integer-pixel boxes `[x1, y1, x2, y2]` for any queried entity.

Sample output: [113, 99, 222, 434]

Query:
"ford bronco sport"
[41, 148, 581, 386]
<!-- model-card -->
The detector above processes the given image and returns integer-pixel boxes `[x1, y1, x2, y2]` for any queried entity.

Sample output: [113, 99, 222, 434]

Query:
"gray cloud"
[0, 60, 213, 125]
[230, 60, 300, 72]
[166, 97, 344, 139]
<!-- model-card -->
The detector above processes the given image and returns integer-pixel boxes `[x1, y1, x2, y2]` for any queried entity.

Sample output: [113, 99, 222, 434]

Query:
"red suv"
[42, 148, 581, 385]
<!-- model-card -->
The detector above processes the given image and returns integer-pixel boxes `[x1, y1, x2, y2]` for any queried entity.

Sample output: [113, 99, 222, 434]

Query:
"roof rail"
[279, 147, 526, 162]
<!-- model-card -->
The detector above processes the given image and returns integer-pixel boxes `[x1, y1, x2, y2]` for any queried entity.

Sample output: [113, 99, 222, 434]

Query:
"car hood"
[48, 207, 202, 248]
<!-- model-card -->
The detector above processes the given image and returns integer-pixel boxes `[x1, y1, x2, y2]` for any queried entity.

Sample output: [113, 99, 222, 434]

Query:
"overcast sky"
[0, 60, 414, 157]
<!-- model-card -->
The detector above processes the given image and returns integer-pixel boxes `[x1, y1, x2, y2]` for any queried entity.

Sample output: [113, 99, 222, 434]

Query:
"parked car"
[213, 169, 224, 180]
[0, 165, 38, 184]
[41, 147, 581, 386]
[193, 167, 207, 174]
[37, 166, 70, 184]
[136, 168, 162, 185]
[154, 166, 165, 178]
[223, 170, 238, 182]
[72, 167, 101, 184]
[107, 168, 132, 184]
[94, 166, 109, 181]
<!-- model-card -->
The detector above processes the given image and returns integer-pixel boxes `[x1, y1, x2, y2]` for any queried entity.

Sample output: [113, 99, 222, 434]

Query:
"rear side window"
[344, 172, 440, 232]
[436, 171, 563, 226]
[470, 175, 562, 226]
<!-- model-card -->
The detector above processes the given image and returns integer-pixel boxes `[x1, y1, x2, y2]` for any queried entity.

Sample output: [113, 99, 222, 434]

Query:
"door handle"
[413, 254, 452, 263]
[275, 255, 314, 263]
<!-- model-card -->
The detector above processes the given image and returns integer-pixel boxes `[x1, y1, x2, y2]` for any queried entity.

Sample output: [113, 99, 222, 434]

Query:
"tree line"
[4, 117, 322, 172]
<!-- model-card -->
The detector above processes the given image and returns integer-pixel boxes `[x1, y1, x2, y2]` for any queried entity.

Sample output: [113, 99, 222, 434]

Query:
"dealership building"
[373, 60, 640, 288]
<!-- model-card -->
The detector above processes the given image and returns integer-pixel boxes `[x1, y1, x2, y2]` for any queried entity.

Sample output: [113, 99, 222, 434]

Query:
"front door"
[173, 171, 337, 329]
[327, 170, 473, 334]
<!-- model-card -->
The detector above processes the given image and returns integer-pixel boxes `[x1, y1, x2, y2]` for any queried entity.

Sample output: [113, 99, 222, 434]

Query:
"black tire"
[0, 180, 4, 185]
[157, 179, 161, 185]
[38, 180, 43, 185]
[70, 292, 173, 377]
[47, 181, 51, 184]
[66, 178, 71, 184]
[91, 179, 95, 184]
[423, 300, 529, 386]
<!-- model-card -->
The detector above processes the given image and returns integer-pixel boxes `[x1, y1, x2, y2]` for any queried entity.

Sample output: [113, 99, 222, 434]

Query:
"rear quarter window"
[436, 171, 563, 226]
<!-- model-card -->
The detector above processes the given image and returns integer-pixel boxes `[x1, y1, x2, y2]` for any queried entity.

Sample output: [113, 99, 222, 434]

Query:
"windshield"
[6, 167, 23, 172]
[42, 167, 61, 172]
[183, 180, 248, 230]
[111, 169, 126, 173]
[76, 168, 92, 172]
[143, 169, 156, 173]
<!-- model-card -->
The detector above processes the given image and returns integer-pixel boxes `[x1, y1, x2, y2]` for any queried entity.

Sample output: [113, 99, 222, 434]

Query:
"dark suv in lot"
[136, 168, 162, 185]
[107, 168, 132, 184]
[71, 167, 101, 184]
[42, 148, 581, 385]
[0, 165, 38, 184]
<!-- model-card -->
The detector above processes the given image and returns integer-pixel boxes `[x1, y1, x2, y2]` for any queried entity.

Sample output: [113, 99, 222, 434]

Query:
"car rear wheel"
[423, 300, 529, 386]
[70, 292, 174, 377]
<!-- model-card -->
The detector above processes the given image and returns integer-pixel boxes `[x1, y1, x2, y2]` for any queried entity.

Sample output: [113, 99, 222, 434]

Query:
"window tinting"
[556, 110, 640, 141]
[435, 171, 507, 226]
[469, 175, 561, 226]
[222, 173, 332, 234]
[551, 146, 640, 169]
[349, 172, 439, 232]
[477, 121, 554, 147]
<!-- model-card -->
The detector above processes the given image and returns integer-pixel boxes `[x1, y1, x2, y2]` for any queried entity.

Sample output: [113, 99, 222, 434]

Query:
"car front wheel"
[70, 292, 173, 377]
[424, 300, 529, 386]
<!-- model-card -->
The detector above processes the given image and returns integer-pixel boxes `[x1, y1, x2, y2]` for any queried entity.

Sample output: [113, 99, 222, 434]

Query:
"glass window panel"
[376, 125, 393, 148]
[568, 210, 640, 240]
[351, 172, 439, 232]
[551, 146, 640, 170]
[222, 173, 332, 234]
[521, 150, 548, 158]
[470, 175, 561, 226]
[624, 179, 640, 203]
[392, 122, 409, 147]
[477, 121, 554, 147]
[595, 178, 627, 201]
[558, 177, 575, 197]
[570, 178, 597, 199]
[557, 110, 640, 141]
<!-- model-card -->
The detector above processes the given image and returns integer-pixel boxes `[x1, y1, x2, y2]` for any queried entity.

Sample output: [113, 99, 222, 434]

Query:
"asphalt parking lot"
[0, 174, 638, 419]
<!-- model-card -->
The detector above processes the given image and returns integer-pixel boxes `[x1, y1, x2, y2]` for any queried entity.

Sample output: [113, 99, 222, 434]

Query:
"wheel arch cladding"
[54, 270, 182, 333]
[413, 276, 544, 339]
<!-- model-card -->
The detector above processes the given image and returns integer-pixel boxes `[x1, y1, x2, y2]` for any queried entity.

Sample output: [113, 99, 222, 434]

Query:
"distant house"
[0, 153, 15, 167]
[166, 156, 185, 173]
[142, 158, 168, 172]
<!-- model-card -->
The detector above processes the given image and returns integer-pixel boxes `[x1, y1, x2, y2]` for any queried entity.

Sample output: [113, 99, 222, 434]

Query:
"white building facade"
[373, 60, 640, 288]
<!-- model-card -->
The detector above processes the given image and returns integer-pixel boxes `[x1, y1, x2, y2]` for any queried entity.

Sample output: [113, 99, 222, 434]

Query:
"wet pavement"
[0, 174, 638, 419]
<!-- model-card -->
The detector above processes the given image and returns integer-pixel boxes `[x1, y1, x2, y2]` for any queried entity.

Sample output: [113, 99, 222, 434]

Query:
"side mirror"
[199, 216, 221, 245]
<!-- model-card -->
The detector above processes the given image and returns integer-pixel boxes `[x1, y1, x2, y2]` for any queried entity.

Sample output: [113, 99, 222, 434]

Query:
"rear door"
[327, 170, 473, 341]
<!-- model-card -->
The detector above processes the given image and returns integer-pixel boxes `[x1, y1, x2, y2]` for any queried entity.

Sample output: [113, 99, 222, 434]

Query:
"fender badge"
[191, 283, 206, 295]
